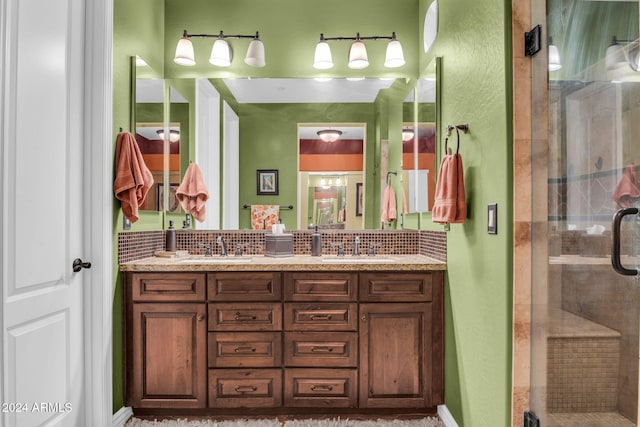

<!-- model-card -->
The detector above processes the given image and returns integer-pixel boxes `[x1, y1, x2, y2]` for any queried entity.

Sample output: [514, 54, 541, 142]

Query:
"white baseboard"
[112, 406, 133, 427]
[438, 405, 459, 427]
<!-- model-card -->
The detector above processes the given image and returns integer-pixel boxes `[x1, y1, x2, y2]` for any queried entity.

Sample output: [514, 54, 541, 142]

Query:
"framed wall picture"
[257, 169, 279, 195]
[356, 182, 363, 216]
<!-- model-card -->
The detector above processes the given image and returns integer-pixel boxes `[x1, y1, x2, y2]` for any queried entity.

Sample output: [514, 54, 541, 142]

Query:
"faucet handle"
[330, 243, 345, 257]
[200, 243, 213, 257]
[235, 243, 250, 256]
[368, 243, 382, 256]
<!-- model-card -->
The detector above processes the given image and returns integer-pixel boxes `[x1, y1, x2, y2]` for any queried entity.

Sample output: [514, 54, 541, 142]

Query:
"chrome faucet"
[216, 236, 228, 256]
[352, 236, 361, 256]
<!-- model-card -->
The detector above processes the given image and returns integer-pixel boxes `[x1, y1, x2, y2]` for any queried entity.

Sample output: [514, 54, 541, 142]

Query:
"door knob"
[72, 258, 92, 273]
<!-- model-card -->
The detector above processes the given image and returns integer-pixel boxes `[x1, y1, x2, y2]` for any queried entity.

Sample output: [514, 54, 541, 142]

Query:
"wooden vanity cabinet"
[124, 273, 207, 409]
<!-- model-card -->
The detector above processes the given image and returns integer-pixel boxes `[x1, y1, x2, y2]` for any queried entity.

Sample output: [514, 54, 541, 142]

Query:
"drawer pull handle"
[310, 385, 334, 392]
[311, 346, 334, 353]
[310, 314, 333, 321]
[235, 312, 258, 321]
[235, 385, 258, 393]
[234, 346, 257, 353]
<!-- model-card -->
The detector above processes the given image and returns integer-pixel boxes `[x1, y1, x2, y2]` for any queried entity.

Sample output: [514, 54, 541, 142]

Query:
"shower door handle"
[611, 207, 639, 276]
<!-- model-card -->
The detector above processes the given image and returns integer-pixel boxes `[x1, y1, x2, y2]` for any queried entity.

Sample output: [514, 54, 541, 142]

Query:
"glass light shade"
[402, 129, 415, 141]
[313, 41, 334, 69]
[548, 44, 562, 71]
[317, 130, 342, 142]
[245, 38, 266, 67]
[606, 43, 627, 70]
[210, 38, 232, 67]
[156, 129, 180, 143]
[348, 40, 369, 69]
[384, 40, 405, 68]
[174, 37, 196, 66]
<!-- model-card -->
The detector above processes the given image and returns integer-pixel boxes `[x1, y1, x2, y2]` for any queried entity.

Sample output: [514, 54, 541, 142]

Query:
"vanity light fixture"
[174, 30, 265, 68]
[156, 129, 180, 143]
[317, 129, 343, 142]
[313, 32, 405, 70]
[605, 36, 640, 72]
[548, 37, 562, 71]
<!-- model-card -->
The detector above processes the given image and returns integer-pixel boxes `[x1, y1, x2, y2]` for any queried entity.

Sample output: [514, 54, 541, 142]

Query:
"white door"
[1, 0, 89, 425]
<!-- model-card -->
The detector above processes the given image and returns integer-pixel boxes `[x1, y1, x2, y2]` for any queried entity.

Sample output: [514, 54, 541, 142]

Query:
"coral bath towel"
[176, 163, 209, 222]
[251, 205, 280, 230]
[613, 165, 640, 208]
[432, 152, 466, 224]
[381, 185, 397, 222]
[114, 131, 154, 223]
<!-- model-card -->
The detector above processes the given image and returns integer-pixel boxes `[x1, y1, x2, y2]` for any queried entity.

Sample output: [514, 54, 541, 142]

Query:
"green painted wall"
[420, 0, 514, 425]
[112, 0, 516, 424]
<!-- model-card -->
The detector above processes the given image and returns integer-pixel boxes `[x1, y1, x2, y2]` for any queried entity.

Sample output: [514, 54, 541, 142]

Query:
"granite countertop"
[120, 254, 446, 272]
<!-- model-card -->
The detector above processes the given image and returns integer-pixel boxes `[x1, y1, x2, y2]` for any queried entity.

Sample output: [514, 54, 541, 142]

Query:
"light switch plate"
[487, 203, 497, 234]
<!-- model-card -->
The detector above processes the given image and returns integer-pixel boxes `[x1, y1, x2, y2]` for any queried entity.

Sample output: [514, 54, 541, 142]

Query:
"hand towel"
[613, 165, 640, 209]
[176, 163, 209, 222]
[251, 205, 280, 230]
[381, 185, 397, 222]
[113, 131, 154, 223]
[432, 152, 466, 224]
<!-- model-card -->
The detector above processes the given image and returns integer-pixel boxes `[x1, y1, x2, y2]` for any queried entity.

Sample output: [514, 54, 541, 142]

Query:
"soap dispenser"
[311, 226, 322, 256]
[166, 220, 176, 252]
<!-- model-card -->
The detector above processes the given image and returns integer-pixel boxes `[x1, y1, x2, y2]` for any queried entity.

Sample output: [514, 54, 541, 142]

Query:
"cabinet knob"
[197, 314, 205, 321]
[361, 314, 367, 322]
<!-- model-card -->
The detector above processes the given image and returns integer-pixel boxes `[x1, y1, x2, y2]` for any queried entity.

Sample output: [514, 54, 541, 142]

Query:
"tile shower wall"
[118, 229, 447, 263]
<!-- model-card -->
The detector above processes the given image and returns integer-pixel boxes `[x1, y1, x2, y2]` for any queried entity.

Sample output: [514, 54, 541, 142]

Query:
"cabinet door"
[359, 303, 432, 408]
[129, 303, 207, 408]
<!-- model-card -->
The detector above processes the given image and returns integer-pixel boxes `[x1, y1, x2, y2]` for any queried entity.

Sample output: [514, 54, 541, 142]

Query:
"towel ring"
[444, 130, 460, 155]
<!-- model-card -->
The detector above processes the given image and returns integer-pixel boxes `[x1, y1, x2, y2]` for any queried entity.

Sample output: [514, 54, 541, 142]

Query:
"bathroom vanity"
[121, 255, 445, 415]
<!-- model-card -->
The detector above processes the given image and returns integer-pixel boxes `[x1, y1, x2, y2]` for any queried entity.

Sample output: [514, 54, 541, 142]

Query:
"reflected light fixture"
[317, 129, 343, 142]
[313, 32, 405, 70]
[156, 129, 180, 143]
[605, 36, 640, 72]
[548, 37, 562, 71]
[402, 128, 415, 141]
[174, 30, 265, 68]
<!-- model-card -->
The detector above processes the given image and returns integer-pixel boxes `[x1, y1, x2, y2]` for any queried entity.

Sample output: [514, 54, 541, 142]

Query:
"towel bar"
[242, 204, 294, 210]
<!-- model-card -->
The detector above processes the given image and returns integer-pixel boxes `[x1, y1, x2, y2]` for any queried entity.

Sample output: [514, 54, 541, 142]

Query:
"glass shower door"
[530, 0, 640, 425]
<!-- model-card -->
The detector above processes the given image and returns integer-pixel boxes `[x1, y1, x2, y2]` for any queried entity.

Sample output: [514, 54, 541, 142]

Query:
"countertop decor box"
[265, 234, 293, 257]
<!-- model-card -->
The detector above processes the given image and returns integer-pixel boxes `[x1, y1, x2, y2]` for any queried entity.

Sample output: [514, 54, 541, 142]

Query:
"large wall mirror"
[133, 64, 439, 228]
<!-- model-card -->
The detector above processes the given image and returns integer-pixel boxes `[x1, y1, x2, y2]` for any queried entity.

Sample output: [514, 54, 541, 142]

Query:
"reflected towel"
[613, 165, 640, 209]
[432, 152, 466, 224]
[381, 185, 397, 222]
[114, 132, 154, 223]
[176, 163, 209, 222]
[251, 205, 280, 230]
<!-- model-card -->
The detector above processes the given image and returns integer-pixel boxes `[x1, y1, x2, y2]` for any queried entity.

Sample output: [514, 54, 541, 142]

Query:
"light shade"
[210, 38, 232, 67]
[313, 39, 334, 69]
[156, 129, 180, 143]
[245, 35, 266, 67]
[402, 128, 415, 141]
[317, 129, 342, 142]
[548, 44, 562, 71]
[174, 36, 196, 66]
[606, 39, 627, 70]
[384, 36, 405, 68]
[348, 39, 369, 69]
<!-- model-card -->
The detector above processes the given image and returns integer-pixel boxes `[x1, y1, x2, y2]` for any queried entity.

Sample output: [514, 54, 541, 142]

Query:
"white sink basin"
[180, 257, 252, 263]
[322, 257, 397, 263]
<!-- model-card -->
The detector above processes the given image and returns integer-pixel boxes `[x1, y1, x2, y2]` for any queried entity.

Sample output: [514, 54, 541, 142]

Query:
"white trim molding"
[112, 406, 133, 427]
[438, 405, 460, 427]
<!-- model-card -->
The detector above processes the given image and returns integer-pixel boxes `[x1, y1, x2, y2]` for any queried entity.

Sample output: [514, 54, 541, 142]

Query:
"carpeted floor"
[125, 416, 445, 427]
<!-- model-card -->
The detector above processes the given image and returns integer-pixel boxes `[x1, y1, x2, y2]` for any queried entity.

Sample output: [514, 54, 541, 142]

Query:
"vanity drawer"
[208, 303, 282, 331]
[208, 332, 282, 368]
[284, 368, 357, 408]
[207, 272, 282, 301]
[130, 273, 206, 302]
[284, 332, 357, 367]
[359, 272, 434, 302]
[208, 369, 282, 408]
[284, 272, 357, 302]
[284, 303, 357, 331]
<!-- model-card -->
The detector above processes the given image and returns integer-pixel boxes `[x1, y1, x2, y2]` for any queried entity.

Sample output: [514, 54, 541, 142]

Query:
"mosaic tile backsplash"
[119, 229, 447, 264]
